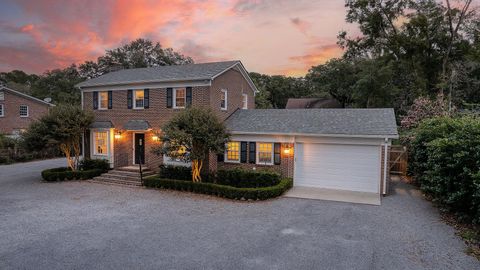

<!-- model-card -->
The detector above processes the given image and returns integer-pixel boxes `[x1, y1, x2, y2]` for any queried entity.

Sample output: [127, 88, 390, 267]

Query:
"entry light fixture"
[114, 131, 122, 139]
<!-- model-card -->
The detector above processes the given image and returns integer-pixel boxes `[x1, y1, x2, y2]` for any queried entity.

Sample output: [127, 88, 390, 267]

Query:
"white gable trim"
[0, 86, 55, 106]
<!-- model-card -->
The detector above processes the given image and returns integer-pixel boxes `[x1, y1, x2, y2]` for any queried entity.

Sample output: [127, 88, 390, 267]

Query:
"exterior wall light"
[114, 131, 122, 139]
[152, 135, 159, 141]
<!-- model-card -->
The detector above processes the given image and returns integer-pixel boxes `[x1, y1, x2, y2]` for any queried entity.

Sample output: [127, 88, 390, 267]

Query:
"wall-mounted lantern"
[114, 131, 122, 139]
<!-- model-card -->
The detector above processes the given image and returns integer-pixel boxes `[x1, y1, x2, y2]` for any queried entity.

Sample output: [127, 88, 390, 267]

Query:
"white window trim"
[98, 91, 108, 110]
[221, 89, 228, 110]
[224, 141, 240, 163]
[0, 104, 4, 117]
[256, 142, 274, 165]
[93, 130, 109, 156]
[19, 105, 29, 117]
[173, 88, 186, 109]
[133, 90, 145, 110]
[0, 91, 4, 101]
[242, 94, 248, 109]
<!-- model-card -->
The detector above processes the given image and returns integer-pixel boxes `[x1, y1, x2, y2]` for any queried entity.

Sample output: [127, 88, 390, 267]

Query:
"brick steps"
[90, 167, 155, 187]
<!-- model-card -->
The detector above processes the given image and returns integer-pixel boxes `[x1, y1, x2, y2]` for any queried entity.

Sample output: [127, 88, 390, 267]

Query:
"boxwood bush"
[409, 116, 480, 223]
[41, 167, 105, 181]
[79, 158, 110, 172]
[144, 176, 292, 201]
[216, 168, 280, 188]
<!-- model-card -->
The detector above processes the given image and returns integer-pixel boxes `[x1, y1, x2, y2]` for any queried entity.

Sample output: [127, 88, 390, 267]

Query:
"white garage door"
[294, 143, 381, 193]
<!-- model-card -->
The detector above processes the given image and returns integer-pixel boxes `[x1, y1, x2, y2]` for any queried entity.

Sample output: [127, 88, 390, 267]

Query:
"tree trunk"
[60, 143, 75, 171]
[191, 159, 203, 182]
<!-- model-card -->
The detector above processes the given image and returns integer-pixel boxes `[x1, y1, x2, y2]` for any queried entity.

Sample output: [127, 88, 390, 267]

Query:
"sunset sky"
[1, 0, 475, 77]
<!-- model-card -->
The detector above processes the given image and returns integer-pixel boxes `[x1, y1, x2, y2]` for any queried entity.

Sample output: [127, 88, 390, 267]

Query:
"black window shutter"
[144, 89, 150, 109]
[240, 142, 247, 163]
[166, 88, 173, 108]
[127, 90, 133, 109]
[248, 142, 256, 164]
[217, 153, 224, 162]
[93, 91, 98, 110]
[108, 91, 112, 109]
[274, 143, 281, 165]
[186, 87, 192, 107]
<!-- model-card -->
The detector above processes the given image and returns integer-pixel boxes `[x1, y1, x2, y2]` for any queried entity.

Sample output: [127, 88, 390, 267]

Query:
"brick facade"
[0, 89, 52, 135]
[83, 67, 255, 171]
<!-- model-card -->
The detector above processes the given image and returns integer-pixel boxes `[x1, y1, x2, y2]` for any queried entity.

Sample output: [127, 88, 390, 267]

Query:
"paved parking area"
[0, 158, 478, 270]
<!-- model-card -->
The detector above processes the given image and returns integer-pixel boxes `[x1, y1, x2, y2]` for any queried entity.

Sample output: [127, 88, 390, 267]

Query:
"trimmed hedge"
[216, 168, 280, 188]
[41, 167, 105, 182]
[144, 176, 293, 201]
[79, 158, 110, 172]
[159, 165, 280, 188]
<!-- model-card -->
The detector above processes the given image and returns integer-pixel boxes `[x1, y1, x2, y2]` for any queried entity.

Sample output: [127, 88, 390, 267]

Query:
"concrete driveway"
[0, 159, 478, 270]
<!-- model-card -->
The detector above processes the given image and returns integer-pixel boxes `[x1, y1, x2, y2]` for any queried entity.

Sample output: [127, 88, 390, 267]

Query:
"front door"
[134, 133, 145, 164]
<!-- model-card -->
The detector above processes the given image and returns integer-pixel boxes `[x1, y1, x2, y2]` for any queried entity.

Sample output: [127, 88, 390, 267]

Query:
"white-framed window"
[0, 91, 4, 100]
[173, 88, 186, 108]
[220, 89, 227, 110]
[134, 90, 145, 109]
[257, 142, 274, 165]
[242, 94, 248, 109]
[225, 141, 240, 163]
[98, 91, 108, 110]
[0, 104, 4, 117]
[19, 105, 28, 117]
[93, 131, 108, 155]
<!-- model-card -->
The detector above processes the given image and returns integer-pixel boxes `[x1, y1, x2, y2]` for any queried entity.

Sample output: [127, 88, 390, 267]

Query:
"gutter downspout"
[383, 138, 389, 195]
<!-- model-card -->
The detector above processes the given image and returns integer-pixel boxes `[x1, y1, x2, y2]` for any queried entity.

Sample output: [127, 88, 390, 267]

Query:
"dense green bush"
[216, 168, 280, 188]
[144, 176, 292, 201]
[79, 158, 110, 172]
[41, 167, 104, 182]
[409, 116, 480, 223]
[159, 165, 193, 180]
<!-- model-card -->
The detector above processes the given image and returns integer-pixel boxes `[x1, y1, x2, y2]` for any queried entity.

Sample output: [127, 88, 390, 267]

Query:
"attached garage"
[225, 108, 399, 204]
[294, 143, 381, 193]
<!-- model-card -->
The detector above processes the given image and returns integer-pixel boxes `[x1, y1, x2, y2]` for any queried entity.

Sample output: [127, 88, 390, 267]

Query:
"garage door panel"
[294, 143, 381, 193]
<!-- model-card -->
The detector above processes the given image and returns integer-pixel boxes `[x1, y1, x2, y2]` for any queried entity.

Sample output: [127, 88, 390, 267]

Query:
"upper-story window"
[98, 91, 108, 110]
[134, 90, 145, 109]
[0, 91, 4, 100]
[242, 94, 248, 109]
[0, 104, 4, 117]
[174, 88, 186, 108]
[19, 105, 28, 117]
[221, 89, 227, 110]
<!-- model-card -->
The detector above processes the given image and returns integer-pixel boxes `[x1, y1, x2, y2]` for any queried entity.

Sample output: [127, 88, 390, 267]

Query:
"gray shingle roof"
[225, 109, 398, 137]
[90, 121, 114, 128]
[76, 61, 239, 88]
[123, 120, 151, 131]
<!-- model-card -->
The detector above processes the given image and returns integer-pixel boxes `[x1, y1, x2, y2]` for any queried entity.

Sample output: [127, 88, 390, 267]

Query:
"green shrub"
[409, 116, 480, 223]
[159, 165, 192, 180]
[41, 167, 104, 182]
[79, 158, 110, 172]
[144, 176, 292, 201]
[216, 168, 280, 188]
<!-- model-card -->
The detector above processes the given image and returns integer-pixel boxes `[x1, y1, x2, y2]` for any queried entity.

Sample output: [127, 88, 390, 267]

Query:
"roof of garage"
[225, 109, 398, 138]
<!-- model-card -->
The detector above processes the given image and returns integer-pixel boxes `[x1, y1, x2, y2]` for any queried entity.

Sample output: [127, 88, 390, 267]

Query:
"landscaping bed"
[145, 171, 292, 201]
[41, 158, 110, 182]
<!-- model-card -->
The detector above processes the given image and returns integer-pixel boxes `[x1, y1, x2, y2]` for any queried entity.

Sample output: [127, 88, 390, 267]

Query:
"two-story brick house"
[77, 61, 257, 171]
[0, 86, 54, 137]
[77, 60, 398, 204]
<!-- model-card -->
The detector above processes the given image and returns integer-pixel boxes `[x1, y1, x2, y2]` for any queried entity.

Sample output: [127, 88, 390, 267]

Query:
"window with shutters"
[19, 105, 28, 117]
[225, 141, 240, 163]
[98, 91, 108, 110]
[242, 94, 248, 109]
[257, 142, 273, 165]
[220, 89, 227, 110]
[0, 104, 4, 117]
[174, 88, 186, 108]
[93, 131, 108, 155]
[134, 90, 145, 109]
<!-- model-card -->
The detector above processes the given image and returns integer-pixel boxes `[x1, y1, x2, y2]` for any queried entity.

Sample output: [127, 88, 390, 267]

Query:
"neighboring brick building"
[0, 86, 54, 136]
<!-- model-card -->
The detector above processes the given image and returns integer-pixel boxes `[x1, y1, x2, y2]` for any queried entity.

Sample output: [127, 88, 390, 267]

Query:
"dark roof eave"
[76, 77, 212, 89]
[228, 130, 399, 139]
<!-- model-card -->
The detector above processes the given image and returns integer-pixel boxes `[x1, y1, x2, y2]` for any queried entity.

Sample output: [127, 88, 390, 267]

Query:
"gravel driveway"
[0, 159, 478, 270]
